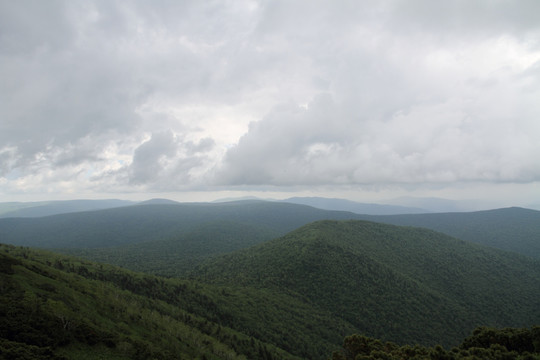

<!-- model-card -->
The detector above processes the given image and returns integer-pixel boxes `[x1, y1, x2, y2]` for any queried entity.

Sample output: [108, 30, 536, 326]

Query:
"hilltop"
[193, 220, 540, 347]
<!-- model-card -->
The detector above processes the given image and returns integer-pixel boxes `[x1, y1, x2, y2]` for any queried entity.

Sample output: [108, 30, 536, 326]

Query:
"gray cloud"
[1, 0, 539, 203]
[0, 0, 74, 54]
[216, 81, 540, 186]
[390, 0, 540, 39]
[125, 131, 215, 189]
[129, 131, 178, 184]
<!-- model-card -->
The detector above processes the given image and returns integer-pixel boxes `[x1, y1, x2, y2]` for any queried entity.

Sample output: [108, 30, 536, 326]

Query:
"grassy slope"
[193, 220, 540, 348]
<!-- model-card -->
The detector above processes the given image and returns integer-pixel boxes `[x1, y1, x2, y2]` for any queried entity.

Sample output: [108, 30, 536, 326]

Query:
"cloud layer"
[1, 1, 539, 202]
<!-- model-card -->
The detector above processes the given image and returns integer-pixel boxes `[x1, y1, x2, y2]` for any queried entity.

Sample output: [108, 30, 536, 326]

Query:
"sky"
[1, 0, 539, 208]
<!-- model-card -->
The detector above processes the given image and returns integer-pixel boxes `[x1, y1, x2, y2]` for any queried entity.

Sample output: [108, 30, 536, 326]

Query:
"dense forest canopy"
[3, 240, 540, 360]
[193, 220, 540, 347]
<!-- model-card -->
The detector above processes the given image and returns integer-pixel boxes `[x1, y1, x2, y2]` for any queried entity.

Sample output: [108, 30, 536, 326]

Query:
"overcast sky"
[1, 0, 539, 207]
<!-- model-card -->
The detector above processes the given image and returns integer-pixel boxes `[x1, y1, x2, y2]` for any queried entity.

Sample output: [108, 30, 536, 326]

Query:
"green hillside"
[0, 243, 358, 359]
[66, 221, 281, 277]
[357, 207, 540, 259]
[3, 215, 540, 359]
[0, 200, 133, 218]
[0, 201, 361, 249]
[193, 220, 540, 348]
[2, 201, 540, 268]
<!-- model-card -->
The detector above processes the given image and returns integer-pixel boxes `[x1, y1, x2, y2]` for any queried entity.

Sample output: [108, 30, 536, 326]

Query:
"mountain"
[193, 220, 540, 348]
[212, 196, 269, 202]
[2, 201, 540, 270]
[0, 200, 362, 249]
[356, 207, 540, 259]
[0, 199, 134, 218]
[137, 198, 181, 205]
[67, 220, 282, 277]
[282, 197, 428, 215]
[3, 219, 540, 359]
[0, 243, 309, 359]
[387, 197, 496, 212]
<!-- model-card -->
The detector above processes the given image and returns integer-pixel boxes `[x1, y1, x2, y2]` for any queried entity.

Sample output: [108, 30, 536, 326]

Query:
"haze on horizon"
[1, 1, 539, 208]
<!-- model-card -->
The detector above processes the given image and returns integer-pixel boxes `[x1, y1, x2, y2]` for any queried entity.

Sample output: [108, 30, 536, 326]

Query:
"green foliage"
[0, 338, 65, 360]
[461, 326, 540, 353]
[0, 201, 359, 249]
[194, 220, 540, 348]
[332, 327, 540, 359]
[3, 202, 539, 263]
[0, 244, 301, 360]
[358, 207, 540, 259]
[3, 213, 540, 360]
[65, 220, 281, 277]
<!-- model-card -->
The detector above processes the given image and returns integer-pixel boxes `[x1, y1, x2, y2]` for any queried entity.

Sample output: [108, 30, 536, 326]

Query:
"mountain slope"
[0, 199, 133, 218]
[3, 243, 539, 360]
[0, 201, 362, 249]
[282, 197, 428, 214]
[2, 201, 540, 277]
[1, 245, 266, 360]
[357, 207, 540, 259]
[67, 220, 282, 277]
[194, 220, 540, 347]
[0, 243, 359, 360]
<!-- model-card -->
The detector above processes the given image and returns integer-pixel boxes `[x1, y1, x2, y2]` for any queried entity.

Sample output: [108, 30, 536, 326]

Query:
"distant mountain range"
[353, 207, 540, 259]
[281, 196, 428, 214]
[0, 199, 134, 218]
[1, 196, 422, 218]
[0, 201, 359, 249]
[1, 200, 539, 261]
[2, 195, 534, 219]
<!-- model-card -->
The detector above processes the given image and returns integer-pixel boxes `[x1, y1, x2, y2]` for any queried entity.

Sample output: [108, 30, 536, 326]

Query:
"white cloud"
[1, 0, 539, 204]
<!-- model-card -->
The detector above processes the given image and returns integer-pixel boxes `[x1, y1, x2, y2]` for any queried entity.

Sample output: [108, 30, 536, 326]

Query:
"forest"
[1, 201, 540, 359]
[3, 242, 540, 360]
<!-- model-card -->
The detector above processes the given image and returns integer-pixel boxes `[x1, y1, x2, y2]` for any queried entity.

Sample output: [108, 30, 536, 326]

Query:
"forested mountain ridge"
[2, 201, 540, 277]
[0, 199, 133, 218]
[0, 199, 540, 262]
[2, 244, 261, 360]
[0, 243, 358, 359]
[66, 220, 282, 277]
[193, 220, 540, 348]
[356, 206, 540, 259]
[0, 201, 361, 249]
[281, 197, 427, 214]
